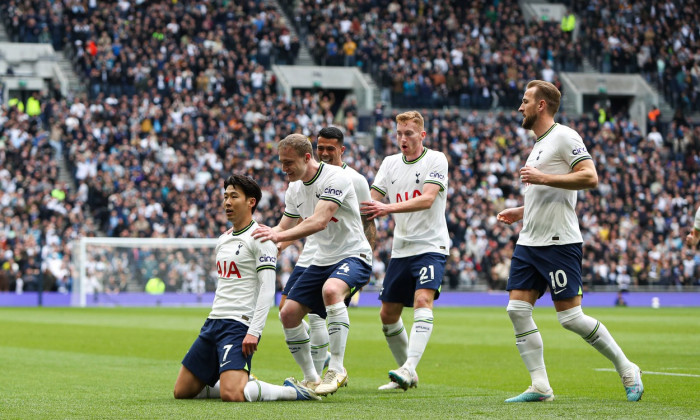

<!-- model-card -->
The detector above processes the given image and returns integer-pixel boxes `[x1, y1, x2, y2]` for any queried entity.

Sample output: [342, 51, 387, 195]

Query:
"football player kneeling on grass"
[173, 174, 319, 402]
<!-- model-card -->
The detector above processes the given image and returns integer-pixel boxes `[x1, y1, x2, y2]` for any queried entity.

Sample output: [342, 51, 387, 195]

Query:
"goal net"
[72, 237, 218, 307]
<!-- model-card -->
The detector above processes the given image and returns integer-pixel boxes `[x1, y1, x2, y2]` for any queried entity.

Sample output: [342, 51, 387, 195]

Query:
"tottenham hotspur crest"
[415, 172, 420, 184]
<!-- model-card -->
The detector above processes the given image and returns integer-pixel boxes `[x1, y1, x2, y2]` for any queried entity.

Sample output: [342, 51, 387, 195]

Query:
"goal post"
[73, 237, 218, 307]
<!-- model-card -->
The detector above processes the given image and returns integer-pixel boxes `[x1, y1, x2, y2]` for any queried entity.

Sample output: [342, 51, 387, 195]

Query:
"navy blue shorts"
[379, 253, 446, 306]
[507, 243, 583, 300]
[181, 318, 254, 387]
[287, 257, 371, 318]
[282, 263, 306, 296]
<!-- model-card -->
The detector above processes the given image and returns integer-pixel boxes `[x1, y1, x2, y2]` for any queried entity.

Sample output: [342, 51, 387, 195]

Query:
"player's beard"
[522, 113, 537, 130]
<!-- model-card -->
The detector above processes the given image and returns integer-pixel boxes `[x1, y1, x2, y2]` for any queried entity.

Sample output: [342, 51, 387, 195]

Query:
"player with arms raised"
[173, 174, 319, 402]
[361, 110, 449, 391]
[497, 80, 643, 402]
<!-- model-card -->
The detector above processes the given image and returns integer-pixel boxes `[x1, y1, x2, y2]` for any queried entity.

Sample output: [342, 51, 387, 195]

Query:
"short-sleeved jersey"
[518, 123, 592, 246]
[295, 162, 372, 267]
[371, 148, 450, 258]
[209, 220, 277, 336]
[283, 162, 372, 267]
[694, 206, 700, 231]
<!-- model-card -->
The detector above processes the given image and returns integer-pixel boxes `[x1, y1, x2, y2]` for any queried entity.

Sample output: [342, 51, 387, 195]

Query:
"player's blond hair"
[396, 110, 425, 131]
[279, 133, 312, 157]
[526, 80, 561, 116]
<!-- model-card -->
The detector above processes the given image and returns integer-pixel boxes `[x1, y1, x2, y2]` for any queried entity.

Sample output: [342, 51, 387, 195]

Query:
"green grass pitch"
[1, 306, 698, 419]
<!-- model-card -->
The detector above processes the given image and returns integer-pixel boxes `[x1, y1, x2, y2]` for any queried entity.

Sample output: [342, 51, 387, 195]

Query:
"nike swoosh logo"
[553, 289, 565, 295]
[391, 179, 397, 184]
[297, 202, 304, 208]
[220, 361, 231, 367]
[420, 279, 431, 284]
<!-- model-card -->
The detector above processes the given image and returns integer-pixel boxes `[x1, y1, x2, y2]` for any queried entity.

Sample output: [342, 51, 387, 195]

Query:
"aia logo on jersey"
[429, 171, 444, 180]
[217, 260, 241, 279]
[396, 190, 422, 202]
[259, 255, 277, 263]
[572, 147, 587, 155]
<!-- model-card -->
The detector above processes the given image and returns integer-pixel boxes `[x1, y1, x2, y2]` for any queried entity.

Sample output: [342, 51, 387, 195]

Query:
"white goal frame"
[73, 237, 218, 307]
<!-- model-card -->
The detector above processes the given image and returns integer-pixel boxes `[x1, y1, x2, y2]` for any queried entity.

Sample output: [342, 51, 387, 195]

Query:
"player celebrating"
[497, 80, 643, 402]
[278, 127, 376, 378]
[253, 134, 372, 396]
[173, 174, 319, 402]
[361, 110, 450, 391]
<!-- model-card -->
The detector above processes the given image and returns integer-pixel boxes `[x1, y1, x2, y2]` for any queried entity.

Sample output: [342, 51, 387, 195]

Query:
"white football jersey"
[295, 162, 372, 267]
[209, 220, 277, 338]
[518, 123, 592, 246]
[284, 162, 372, 266]
[372, 148, 450, 258]
[694, 206, 700, 231]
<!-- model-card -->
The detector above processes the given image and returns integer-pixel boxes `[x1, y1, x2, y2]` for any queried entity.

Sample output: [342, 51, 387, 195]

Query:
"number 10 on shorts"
[549, 269, 567, 292]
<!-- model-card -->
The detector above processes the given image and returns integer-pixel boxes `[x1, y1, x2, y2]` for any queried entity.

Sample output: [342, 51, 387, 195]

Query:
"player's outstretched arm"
[256, 200, 339, 243]
[362, 184, 440, 220]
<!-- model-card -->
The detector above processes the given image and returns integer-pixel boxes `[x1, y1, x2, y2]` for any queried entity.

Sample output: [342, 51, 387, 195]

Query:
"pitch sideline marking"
[595, 368, 700, 378]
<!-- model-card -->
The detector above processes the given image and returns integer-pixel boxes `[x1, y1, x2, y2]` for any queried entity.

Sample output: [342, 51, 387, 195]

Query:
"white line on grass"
[595, 368, 700, 378]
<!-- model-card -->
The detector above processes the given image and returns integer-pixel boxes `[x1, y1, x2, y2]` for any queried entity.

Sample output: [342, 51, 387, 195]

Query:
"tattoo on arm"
[362, 216, 377, 251]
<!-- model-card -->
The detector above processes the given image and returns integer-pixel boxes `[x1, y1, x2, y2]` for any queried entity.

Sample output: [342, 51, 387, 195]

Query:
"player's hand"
[686, 232, 698, 248]
[360, 200, 389, 220]
[242, 334, 259, 357]
[497, 208, 522, 225]
[252, 225, 278, 243]
[519, 165, 546, 185]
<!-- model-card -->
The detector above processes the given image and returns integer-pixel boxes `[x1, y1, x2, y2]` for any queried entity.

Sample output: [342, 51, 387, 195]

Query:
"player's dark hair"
[526, 80, 561, 116]
[224, 174, 262, 213]
[318, 126, 344, 145]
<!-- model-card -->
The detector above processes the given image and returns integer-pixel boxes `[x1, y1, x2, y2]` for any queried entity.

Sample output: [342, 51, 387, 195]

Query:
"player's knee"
[506, 300, 533, 322]
[413, 295, 433, 309]
[173, 386, 193, 400]
[220, 388, 245, 402]
[279, 307, 298, 329]
[321, 281, 346, 303]
[379, 307, 401, 324]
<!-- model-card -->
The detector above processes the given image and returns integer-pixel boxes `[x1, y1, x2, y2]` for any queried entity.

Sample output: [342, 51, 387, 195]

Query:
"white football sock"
[308, 313, 330, 375]
[244, 380, 297, 401]
[507, 300, 551, 392]
[382, 318, 408, 367]
[195, 382, 220, 399]
[326, 302, 350, 372]
[404, 308, 433, 372]
[557, 306, 633, 373]
[283, 322, 319, 383]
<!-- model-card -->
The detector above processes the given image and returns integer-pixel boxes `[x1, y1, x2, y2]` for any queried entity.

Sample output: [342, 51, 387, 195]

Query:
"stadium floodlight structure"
[73, 237, 218, 307]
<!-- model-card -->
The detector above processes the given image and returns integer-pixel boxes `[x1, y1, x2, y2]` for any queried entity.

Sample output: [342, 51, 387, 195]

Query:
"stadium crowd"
[281, 0, 576, 111]
[0, 0, 699, 296]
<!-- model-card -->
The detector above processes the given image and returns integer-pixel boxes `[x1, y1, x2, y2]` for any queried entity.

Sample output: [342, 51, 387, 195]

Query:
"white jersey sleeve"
[247, 238, 278, 337]
[344, 163, 372, 212]
[695, 206, 700, 231]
